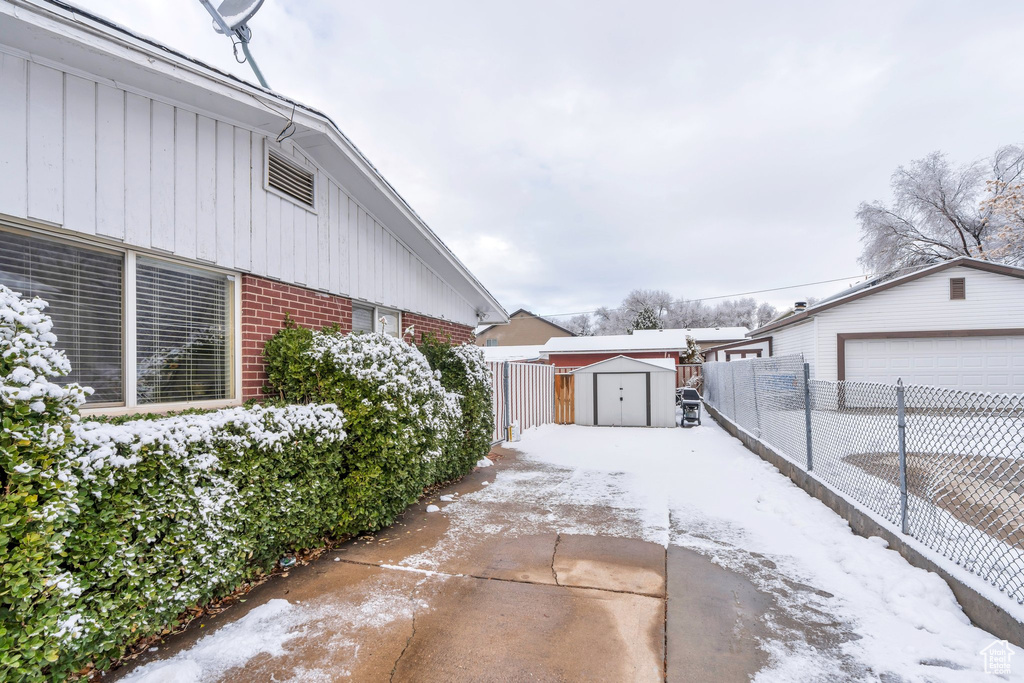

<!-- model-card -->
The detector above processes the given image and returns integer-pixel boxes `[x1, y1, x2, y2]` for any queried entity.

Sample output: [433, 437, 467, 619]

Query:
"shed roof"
[572, 355, 676, 374]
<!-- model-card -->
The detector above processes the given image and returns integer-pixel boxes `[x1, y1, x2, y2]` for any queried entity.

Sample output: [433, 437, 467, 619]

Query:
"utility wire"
[538, 263, 927, 319]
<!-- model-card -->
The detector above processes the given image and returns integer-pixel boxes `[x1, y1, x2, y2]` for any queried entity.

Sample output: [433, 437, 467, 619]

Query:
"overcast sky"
[85, 0, 1024, 318]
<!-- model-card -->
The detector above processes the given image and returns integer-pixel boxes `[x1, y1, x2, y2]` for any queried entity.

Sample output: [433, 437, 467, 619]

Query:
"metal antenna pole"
[237, 37, 270, 89]
[197, 0, 270, 89]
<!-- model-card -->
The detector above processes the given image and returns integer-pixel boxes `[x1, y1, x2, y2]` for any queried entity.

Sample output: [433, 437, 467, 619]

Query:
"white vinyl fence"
[487, 361, 556, 443]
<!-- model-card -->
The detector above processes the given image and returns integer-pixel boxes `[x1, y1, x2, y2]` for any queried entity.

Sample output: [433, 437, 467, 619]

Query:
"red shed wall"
[241, 275, 474, 400]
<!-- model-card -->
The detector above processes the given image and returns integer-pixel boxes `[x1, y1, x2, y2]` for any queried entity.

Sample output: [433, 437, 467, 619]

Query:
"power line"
[538, 264, 924, 319]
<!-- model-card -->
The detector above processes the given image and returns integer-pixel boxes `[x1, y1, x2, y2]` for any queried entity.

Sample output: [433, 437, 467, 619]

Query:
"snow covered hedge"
[262, 324, 493, 531]
[0, 286, 351, 681]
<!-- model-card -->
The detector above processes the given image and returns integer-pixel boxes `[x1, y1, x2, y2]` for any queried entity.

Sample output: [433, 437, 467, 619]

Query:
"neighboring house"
[0, 0, 507, 414]
[748, 258, 1024, 393]
[475, 308, 575, 346]
[540, 327, 748, 369]
[702, 337, 773, 362]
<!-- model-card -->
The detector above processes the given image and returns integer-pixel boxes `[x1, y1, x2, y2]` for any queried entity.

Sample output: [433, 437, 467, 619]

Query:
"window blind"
[352, 305, 373, 333]
[0, 229, 124, 404]
[136, 258, 230, 404]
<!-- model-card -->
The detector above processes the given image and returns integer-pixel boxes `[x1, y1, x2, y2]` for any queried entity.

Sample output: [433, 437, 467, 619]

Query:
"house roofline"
[749, 258, 1024, 337]
[701, 336, 773, 353]
[20, 0, 509, 325]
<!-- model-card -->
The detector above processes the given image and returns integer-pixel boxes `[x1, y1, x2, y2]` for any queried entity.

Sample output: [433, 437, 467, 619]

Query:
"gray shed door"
[596, 373, 648, 426]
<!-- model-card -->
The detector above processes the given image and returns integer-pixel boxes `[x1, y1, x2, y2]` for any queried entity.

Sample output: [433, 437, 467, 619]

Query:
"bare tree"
[981, 149, 1024, 265]
[595, 292, 773, 334]
[562, 313, 595, 336]
[595, 289, 673, 334]
[857, 145, 1024, 273]
[755, 302, 778, 328]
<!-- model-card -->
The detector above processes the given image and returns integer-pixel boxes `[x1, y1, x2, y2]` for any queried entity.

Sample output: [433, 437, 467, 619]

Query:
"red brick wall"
[241, 275, 352, 400]
[241, 275, 476, 400]
[401, 312, 476, 346]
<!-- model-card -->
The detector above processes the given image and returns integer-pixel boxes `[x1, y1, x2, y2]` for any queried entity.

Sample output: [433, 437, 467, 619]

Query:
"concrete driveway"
[117, 424, 1005, 682]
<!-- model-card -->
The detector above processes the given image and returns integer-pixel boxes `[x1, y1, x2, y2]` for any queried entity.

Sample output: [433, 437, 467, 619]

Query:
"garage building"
[749, 258, 1024, 394]
[573, 356, 676, 427]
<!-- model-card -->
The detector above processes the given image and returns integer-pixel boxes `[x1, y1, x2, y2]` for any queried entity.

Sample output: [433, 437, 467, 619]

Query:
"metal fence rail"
[704, 355, 1024, 605]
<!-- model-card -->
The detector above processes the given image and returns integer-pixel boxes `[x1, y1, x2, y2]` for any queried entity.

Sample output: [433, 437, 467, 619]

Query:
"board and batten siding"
[0, 54, 477, 327]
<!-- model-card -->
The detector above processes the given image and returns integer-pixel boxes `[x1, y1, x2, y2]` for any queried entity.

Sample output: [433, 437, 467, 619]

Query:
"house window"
[485, 339, 498, 347]
[352, 304, 374, 333]
[0, 229, 124, 405]
[377, 308, 400, 337]
[136, 258, 231, 404]
[950, 277, 966, 300]
[352, 303, 401, 337]
[0, 226, 236, 410]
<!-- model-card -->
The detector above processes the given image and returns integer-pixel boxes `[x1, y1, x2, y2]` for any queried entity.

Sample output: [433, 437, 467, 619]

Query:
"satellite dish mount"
[197, 0, 270, 88]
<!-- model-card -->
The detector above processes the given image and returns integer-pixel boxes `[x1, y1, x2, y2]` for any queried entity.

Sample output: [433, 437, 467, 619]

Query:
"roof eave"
[12, 0, 509, 325]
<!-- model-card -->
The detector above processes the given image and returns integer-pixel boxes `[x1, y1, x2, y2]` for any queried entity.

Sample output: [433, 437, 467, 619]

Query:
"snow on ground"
[120, 575, 428, 682]
[500, 423, 1022, 682]
[120, 421, 1020, 682]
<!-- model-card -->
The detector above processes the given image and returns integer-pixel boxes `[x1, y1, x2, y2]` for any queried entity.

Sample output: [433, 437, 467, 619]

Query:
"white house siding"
[0, 53, 478, 327]
[812, 265, 1024, 382]
[770, 319, 816, 376]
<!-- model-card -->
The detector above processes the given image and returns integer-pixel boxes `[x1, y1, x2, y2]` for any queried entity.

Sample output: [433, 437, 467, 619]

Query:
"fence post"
[896, 378, 909, 535]
[803, 362, 813, 471]
[502, 362, 511, 441]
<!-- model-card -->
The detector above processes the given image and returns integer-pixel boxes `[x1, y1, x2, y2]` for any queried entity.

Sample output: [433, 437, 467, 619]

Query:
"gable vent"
[267, 151, 315, 207]
[949, 277, 966, 300]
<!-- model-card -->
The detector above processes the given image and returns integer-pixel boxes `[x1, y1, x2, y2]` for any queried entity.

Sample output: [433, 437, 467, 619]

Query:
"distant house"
[748, 258, 1024, 393]
[702, 337, 773, 362]
[540, 328, 748, 369]
[0, 1, 507, 414]
[476, 308, 575, 347]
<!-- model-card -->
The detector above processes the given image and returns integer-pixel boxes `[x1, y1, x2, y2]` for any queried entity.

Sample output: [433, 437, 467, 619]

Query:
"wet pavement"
[115, 445, 861, 682]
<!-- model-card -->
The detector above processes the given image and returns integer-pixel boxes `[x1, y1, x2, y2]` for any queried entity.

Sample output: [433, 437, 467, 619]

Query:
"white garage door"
[844, 336, 1024, 394]
[596, 373, 648, 426]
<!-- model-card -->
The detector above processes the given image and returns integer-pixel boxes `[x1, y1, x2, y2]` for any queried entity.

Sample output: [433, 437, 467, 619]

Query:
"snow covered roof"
[572, 355, 677, 373]
[481, 345, 546, 362]
[540, 328, 747, 354]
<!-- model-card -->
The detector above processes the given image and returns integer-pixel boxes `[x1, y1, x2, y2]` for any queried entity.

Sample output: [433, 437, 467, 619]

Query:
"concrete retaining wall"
[704, 401, 1024, 648]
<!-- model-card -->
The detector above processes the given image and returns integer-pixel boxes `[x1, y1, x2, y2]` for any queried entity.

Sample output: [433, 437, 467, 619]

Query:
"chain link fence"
[704, 355, 1024, 605]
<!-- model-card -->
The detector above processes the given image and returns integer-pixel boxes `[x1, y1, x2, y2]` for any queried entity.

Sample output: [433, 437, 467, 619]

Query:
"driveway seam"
[332, 556, 665, 599]
[551, 533, 562, 586]
[389, 595, 417, 682]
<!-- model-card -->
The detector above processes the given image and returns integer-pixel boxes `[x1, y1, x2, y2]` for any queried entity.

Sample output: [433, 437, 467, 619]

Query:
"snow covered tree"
[680, 335, 702, 364]
[595, 289, 673, 334]
[982, 176, 1024, 265]
[562, 313, 595, 336]
[857, 145, 1024, 273]
[628, 305, 662, 333]
[755, 302, 778, 328]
